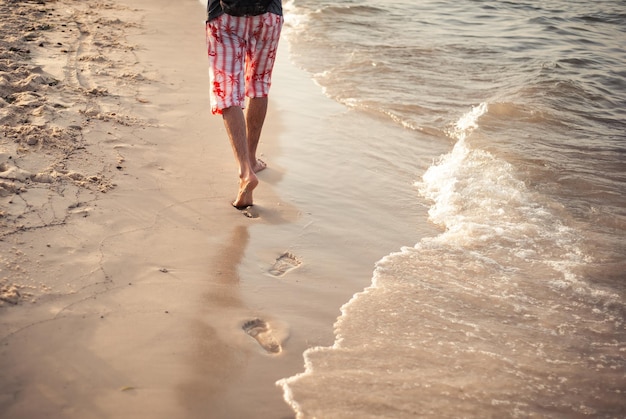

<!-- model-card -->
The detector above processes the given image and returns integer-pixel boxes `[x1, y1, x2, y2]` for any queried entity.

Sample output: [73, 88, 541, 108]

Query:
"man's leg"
[222, 105, 258, 208]
[245, 96, 268, 172]
[243, 13, 283, 173]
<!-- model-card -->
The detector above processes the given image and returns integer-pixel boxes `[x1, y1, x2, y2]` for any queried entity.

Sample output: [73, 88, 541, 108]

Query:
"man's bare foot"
[232, 175, 259, 209]
[252, 158, 267, 173]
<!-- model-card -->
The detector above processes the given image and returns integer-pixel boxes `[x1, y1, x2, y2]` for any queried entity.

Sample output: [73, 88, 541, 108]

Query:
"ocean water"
[276, 0, 626, 417]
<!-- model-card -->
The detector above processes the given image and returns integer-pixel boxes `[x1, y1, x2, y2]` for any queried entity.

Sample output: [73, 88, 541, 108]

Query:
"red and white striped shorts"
[206, 13, 283, 115]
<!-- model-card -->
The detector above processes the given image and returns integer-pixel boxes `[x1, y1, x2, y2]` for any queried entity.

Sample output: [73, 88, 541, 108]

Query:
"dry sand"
[0, 0, 324, 417]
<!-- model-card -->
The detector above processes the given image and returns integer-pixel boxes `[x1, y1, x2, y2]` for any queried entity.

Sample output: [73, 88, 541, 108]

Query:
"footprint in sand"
[242, 319, 281, 354]
[268, 252, 301, 277]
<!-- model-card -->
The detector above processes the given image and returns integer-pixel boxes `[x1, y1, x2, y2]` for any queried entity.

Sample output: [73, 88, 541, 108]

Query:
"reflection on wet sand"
[176, 225, 249, 414]
[177, 225, 285, 417]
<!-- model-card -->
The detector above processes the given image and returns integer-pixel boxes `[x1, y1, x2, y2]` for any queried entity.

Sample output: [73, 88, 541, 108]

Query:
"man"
[205, 0, 283, 209]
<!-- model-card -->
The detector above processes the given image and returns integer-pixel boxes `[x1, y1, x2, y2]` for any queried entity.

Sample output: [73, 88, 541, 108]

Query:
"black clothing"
[207, 0, 283, 21]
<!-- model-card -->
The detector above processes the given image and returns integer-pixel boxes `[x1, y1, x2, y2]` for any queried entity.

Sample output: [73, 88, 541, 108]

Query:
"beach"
[0, 0, 434, 417]
[3, 0, 625, 418]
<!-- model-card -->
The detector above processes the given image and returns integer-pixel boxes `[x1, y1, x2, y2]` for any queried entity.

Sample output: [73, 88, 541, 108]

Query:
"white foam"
[283, 0, 309, 31]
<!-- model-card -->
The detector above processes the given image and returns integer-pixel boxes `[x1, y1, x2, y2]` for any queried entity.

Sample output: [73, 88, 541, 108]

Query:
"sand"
[0, 0, 441, 417]
[0, 0, 308, 417]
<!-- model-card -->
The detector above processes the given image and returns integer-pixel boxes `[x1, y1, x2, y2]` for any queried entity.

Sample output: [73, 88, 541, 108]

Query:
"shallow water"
[278, 0, 626, 417]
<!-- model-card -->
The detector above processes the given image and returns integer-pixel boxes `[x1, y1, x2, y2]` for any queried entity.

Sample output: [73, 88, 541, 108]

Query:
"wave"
[277, 101, 624, 417]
